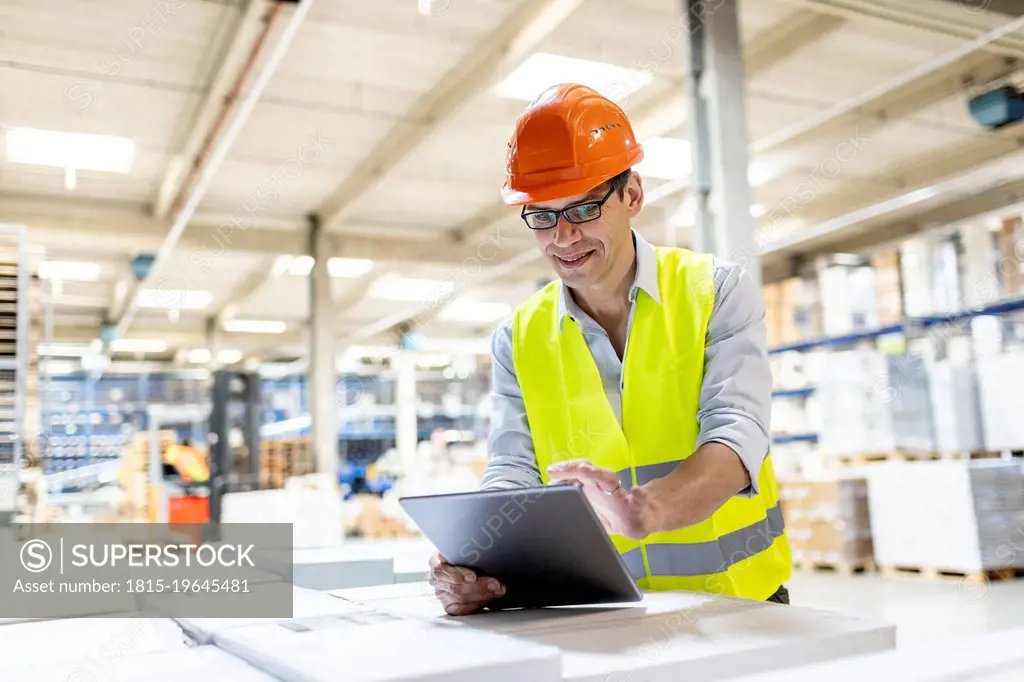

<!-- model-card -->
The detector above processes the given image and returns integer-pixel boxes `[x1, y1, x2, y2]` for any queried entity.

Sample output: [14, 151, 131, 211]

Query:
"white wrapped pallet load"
[976, 351, 1024, 450]
[926, 359, 985, 454]
[0, 617, 191, 671]
[867, 460, 1024, 571]
[11, 646, 277, 682]
[212, 613, 563, 682]
[818, 351, 935, 457]
[734, 627, 1024, 682]
[328, 587, 896, 681]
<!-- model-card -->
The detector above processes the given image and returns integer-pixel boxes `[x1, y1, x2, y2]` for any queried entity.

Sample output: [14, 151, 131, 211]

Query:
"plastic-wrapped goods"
[818, 351, 935, 457]
[866, 460, 1024, 571]
[976, 352, 1024, 450]
[926, 359, 985, 454]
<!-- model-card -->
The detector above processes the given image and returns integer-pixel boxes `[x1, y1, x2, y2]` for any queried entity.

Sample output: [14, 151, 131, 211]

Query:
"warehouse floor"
[787, 572, 1024, 649]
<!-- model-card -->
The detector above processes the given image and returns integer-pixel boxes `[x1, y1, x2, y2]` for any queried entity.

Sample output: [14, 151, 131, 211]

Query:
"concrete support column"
[308, 214, 338, 479]
[393, 351, 419, 476]
[685, 0, 760, 286]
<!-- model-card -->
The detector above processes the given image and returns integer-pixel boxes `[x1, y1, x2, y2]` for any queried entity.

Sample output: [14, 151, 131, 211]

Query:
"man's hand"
[546, 460, 655, 540]
[427, 553, 506, 616]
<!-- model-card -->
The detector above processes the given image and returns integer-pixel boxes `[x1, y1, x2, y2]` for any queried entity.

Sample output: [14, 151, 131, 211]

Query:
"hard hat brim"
[501, 148, 644, 206]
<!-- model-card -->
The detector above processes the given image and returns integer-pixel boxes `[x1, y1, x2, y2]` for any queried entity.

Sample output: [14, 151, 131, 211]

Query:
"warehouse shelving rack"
[767, 293, 1024, 446]
[0, 225, 30, 525]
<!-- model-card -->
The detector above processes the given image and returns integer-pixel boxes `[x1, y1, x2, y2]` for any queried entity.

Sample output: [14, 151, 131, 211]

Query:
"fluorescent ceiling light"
[371, 277, 454, 302]
[275, 255, 375, 278]
[43, 360, 78, 375]
[38, 344, 90, 357]
[138, 289, 213, 310]
[289, 255, 314, 276]
[271, 255, 294, 278]
[329, 257, 374, 278]
[496, 53, 653, 103]
[187, 348, 211, 364]
[6, 127, 134, 173]
[439, 300, 512, 323]
[218, 349, 243, 364]
[223, 319, 287, 334]
[39, 261, 101, 282]
[110, 339, 168, 353]
[635, 137, 692, 180]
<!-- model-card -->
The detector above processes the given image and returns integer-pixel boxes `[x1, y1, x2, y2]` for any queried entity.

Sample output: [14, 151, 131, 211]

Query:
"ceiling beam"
[151, 0, 269, 220]
[316, 0, 586, 228]
[779, 0, 1024, 59]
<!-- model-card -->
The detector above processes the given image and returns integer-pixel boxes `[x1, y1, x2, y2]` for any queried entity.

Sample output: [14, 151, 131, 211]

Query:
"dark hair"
[607, 169, 632, 199]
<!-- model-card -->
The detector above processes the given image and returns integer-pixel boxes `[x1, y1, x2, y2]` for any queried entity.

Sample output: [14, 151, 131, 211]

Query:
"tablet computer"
[399, 484, 643, 609]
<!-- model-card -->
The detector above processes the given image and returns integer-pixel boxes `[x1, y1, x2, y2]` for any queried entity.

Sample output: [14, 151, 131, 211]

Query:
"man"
[428, 83, 791, 615]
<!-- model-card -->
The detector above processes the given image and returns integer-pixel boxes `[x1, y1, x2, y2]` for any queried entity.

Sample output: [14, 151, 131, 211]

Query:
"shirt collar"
[557, 229, 662, 331]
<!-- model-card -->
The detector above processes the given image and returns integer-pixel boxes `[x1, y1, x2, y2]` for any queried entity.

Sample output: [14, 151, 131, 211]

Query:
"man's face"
[525, 173, 644, 289]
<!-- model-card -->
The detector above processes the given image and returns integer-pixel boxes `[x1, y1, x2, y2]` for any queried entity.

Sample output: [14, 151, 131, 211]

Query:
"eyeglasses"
[520, 186, 616, 231]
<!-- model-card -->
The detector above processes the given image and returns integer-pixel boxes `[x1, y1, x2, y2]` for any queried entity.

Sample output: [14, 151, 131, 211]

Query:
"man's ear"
[625, 172, 644, 216]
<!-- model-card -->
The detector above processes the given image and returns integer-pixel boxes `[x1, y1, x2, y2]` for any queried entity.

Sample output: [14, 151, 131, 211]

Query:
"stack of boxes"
[873, 250, 903, 325]
[781, 276, 822, 344]
[818, 351, 935, 457]
[118, 431, 177, 521]
[817, 261, 878, 336]
[260, 438, 315, 489]
[867, 460, 1024, 572]
[998, 216, 1024, 296]
[779, 477, 874, 571]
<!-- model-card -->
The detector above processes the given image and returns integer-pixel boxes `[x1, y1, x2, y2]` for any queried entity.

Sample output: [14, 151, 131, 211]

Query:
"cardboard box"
[735, 627, 1024, 681]
[867, 460, 1024, 571]
[212, 614, 562, 682]
[780, 277, 822, 343]
[10, 646, 277, 681]
[328, 587, 895, 681]
[999, 217, 1024, 295]
[779, 478, 873, 566]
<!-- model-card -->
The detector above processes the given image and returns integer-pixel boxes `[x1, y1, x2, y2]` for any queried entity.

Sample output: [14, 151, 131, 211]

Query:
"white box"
[213, 614, 562, 682]
[329, 587, 896, 681]
[0, 617, 189, 670]
[734, 627, 1024, 681]
[161, 586, 370, 644]
[9, 645, 277, 681]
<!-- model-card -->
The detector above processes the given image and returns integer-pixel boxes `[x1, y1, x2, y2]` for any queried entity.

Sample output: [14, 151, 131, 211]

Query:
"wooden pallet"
[879, 565, 1024, 582]
[795, 560, 876, 577]
[831, 450, 1007, 467]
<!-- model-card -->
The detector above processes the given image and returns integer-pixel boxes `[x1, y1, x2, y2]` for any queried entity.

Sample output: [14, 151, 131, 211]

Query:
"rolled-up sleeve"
[696, 261, 772, 497]
[480, 320, 543, 490]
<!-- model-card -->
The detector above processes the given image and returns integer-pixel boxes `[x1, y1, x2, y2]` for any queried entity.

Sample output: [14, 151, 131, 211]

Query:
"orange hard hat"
[501, 83, 644, 206]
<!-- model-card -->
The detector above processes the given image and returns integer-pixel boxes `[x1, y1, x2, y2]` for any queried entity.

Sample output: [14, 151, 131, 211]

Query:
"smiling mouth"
[554, 251, 594, 268]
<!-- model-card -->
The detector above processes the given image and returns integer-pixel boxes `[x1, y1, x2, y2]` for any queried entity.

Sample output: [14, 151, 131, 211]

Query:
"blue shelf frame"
[767, 295, 1024, 355]
[771, 433, 819, 445]
[771, 387, 815, 398]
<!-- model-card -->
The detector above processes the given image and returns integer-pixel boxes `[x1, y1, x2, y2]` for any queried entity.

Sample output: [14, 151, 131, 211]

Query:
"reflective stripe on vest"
[619, 503, 785, 580]
[512, 244, 793, 601]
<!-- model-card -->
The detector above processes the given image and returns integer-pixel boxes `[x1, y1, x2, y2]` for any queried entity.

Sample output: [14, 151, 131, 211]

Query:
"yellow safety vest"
[512, 245, 791, 600]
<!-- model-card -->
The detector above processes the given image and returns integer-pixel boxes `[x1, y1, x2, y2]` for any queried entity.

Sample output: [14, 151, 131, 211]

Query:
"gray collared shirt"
[481, 230, 772, 497]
